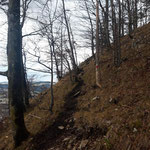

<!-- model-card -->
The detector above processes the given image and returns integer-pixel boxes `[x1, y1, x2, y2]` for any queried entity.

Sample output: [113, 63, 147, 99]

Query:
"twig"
[28, 114, 41, 119]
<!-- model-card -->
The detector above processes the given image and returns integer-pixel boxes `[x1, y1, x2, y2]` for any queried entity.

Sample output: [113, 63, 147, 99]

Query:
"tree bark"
[99, 0, 110, 49]
[96, 0, 101, 88]
[62, 0, 78, 80]
[105, 0, 110, 49]
[121, 0, 125, 36]
[84, 0, 95, 59]
[23, 52, 31, 107]
[49, 38, 54, 113]
[60, 21, 64, 79]
[21, 32, 30, 108]
[111, 0, 121, 66]
[7, 0, 29, 147]
[127, 0, 133, 35]
[117, 0, 121, 66]
[47, 26, 54, 112]
[133, 0, 138, 29]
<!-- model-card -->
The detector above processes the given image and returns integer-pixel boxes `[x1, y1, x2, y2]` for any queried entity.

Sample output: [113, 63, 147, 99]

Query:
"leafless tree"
[0, 0, 33, 107]
[62, 0, 78, 81]
[7, 0, 29, 147]
[95, 0, 101, 88]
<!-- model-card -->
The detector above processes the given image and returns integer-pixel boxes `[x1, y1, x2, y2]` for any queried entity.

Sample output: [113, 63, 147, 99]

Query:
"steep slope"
[72, 23, 150, 150]
[0, 23, 150, 150]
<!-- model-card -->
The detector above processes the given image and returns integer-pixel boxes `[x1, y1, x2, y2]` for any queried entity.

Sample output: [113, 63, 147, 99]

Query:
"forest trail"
[29, 78, 85, 150]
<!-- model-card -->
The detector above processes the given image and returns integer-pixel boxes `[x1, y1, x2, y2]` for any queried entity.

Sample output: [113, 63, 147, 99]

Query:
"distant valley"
[0, 81, 50, 121]
[0, 81, 51, 102]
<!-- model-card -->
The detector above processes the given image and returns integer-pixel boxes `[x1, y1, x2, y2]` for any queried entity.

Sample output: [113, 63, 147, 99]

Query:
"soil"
[28, 79, 84, 150]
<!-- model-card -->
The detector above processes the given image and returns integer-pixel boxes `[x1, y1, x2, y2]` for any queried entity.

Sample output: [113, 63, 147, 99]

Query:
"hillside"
[0, 23, 150, 150]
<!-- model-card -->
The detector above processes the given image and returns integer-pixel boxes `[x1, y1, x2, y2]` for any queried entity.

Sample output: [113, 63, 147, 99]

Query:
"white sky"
[0, 0, 92, 83]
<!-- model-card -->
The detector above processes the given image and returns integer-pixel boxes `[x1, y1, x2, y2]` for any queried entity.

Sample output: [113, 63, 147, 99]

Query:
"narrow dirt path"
[29, 79, 84, 150]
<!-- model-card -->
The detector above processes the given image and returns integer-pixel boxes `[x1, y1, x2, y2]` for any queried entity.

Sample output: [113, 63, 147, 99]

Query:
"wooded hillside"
[0, 22, 150, 150]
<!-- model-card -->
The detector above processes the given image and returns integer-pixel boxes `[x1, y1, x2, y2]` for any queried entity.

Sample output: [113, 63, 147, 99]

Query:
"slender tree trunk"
[96, 0, 101, 88]
[117, 0, 121, 66]
[21, 32, 30, 108]
[133, 0, 138, 29]
[118, 0, 121, 38]
[99, 0, 110, 49]
[53, 50, 61, 81]
[23, 52, 30, 106]
[48, 26, 54, 112]
[140, 1, 143, 26]
[69, 22, 78, 66]
[62, 0, 78, 80]
[60, 23, 64, 78]
[7, 0, 29, 147]
[105, 0, 110, 49]
[49, 42, 54, 113]
[121, 0, 124, 36]
[65, 56, 73, 81]
[127, 0, 133, 35]
[99, 19, 104, 53]
[84, 0, 95, 59]
[110, 0, 116, 61]
[111, 0, 121, 66]
[23, 68, 30, 107]
[50, 24, 61, 81]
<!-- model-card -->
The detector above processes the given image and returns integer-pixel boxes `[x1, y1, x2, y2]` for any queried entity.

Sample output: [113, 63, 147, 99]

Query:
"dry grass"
[73, 23, 150, 149]
[0, 75, 77, 150]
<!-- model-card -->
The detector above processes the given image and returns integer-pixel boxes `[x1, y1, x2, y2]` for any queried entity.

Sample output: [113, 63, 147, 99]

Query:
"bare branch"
[26, 67, 51, 73]
[0, 71, 8, 77]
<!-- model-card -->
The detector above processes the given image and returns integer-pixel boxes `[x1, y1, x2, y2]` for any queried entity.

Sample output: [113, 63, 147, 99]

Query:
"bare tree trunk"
[48, 24, 54, 113]
[64, 55, 73, 81]
[96, 0, 101, 88]
[7, 0, 29, 147]
[69, 22, 78, 66]
[127, 0, 133, 35]
[105, 0, 110, 49]
[49, 38, 54, 113]
[49, 24, 61, 81]
[110, 0, 116, 58]
[23, 51, 31, 106]
[133, 0, 138, 29]
[121, 0, 125, 36]
[62, 0, 78, 80]
[117, 0, 121, 66]
[84, 0, 95, 59]
[111, 0, 121, 66]
[99, 0, 110, 49]
[20, 0, 32, 108]
[60, 22, 64, 78]
[21, 32, 30, 108]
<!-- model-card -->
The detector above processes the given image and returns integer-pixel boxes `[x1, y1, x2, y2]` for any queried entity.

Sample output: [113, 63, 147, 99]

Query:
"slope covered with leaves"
[0, 23, 150, 150]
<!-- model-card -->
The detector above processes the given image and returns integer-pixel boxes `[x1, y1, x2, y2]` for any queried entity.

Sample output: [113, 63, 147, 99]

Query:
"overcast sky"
[0, 0, 92, 83]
